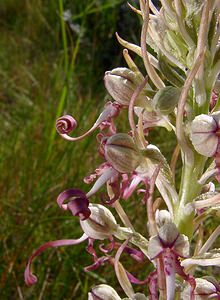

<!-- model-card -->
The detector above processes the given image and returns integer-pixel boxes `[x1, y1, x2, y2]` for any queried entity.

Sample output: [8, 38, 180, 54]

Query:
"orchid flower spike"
[148, 222, 190, 300]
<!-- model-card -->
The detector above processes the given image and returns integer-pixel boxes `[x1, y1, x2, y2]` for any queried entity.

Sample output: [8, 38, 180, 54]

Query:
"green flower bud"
[105, 133, 142, 173]
[152, 86, 180, 115]
[104, 67, 146, 106]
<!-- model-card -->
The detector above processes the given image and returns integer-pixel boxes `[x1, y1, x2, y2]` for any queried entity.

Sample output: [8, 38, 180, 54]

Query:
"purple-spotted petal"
[163, 250, 176, 300]
[24, 234, 88, 286]
[57, 188, 91, 220]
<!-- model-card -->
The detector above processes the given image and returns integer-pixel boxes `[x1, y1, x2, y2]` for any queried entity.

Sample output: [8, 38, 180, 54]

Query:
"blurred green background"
[1, 1, 217, 299]
[0, 1, 146, 299]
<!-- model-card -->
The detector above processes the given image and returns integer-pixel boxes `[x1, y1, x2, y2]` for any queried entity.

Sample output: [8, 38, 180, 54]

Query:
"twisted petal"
[56, 102, 120, 142]
[56, 115, 77, 134]
[24, 234, 88, 286]
[57, 188, 91, 220]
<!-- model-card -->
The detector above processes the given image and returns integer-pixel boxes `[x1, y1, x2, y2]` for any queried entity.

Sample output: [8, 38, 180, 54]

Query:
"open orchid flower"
[56, 101, 120, 142]
[148, 222, 194, 300]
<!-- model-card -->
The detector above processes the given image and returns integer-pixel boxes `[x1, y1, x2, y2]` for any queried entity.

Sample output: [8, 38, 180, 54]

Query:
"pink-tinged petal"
[57, 188, 90, 220]
[86, 238, 98, 261]
[24, 234, 88, 286]
[84, 163, 110, 184]
[175, 256, 196, 298]
[163, 250, 176, 300]
[122, 176, 142, 199]
[126, 271, 148, 285]
[86, 167, 118, 198]
[210, 91, 218, 110]
[84, 256, 110, 272]
[147, 271, 158, 300]
[99, 237, 115, 254]
[56, 102, 120, 142]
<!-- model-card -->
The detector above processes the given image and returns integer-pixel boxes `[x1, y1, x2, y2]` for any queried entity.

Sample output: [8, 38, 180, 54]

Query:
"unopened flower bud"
[105, 133, 142, 173]
[152, 86, 180, 115]
[190, 113, 220, 157]
[88, 284, 121, 300]
[80, 204, 118, 240]
[104, 67, 146, 106]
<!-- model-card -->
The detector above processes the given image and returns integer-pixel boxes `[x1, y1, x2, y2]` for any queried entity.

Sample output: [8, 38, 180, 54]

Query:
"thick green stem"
[175, 154, 206, 238]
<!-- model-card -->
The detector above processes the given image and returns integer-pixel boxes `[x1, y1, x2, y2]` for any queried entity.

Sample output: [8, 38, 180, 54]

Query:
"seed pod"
[80, 204, 118, 240]
[104, 67, 146, 106]
[105, 133, 141, 173]
[152, 86, 180, 115]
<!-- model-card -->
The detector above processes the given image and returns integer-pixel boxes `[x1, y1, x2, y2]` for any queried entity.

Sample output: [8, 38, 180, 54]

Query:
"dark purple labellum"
[57, 188, 91, 220]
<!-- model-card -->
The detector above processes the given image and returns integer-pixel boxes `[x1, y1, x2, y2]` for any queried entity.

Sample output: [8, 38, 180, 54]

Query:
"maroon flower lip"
[57, 188, 91, 220]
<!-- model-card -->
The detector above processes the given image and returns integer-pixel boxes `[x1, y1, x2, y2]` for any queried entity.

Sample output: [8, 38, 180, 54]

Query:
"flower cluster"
[25, 0, 220, 299]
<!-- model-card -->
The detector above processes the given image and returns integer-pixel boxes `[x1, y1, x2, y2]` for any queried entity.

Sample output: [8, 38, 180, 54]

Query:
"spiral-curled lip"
[56, 115, 77, 134]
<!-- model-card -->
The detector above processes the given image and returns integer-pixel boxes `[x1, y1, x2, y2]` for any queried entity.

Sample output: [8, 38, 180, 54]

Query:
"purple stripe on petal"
[24, 234, 88, 286]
